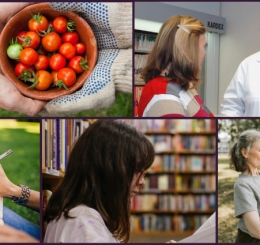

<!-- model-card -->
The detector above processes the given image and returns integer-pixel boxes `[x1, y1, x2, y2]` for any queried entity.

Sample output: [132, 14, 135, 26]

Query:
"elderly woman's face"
[198, 34, 207, 71]
[242, 140, 260, 169]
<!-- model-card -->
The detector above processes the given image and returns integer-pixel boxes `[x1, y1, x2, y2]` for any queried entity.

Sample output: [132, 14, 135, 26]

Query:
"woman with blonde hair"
[138, 15, 213, 117]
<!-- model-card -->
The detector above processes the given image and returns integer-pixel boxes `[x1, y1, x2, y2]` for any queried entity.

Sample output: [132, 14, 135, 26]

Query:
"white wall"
[162, 2, 220, 16]
[219, 2, 260, 114]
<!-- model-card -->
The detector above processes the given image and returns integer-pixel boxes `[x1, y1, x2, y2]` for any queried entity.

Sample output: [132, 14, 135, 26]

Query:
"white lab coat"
[221, 51, 260, 116]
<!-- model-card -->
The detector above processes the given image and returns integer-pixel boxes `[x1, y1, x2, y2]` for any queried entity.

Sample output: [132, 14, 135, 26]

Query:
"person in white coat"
[221, 51, 260, 117]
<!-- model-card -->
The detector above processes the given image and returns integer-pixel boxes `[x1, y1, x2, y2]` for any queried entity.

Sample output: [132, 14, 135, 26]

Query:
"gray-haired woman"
[230, 129, 260, 243]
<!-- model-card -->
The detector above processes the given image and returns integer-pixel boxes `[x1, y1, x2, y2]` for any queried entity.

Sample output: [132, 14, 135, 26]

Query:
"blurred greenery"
[218, 157, 239, 243]
[218, 119, 260, 144]
[0, 120, 40, 225]
[0, 92, 132, 117]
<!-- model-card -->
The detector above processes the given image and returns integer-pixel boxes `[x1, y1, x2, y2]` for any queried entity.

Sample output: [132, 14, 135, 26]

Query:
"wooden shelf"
[154, 150, 215, 155]
[131, 209, 215, 214]
[140, 189, 215, 194]
[146, 170, 215, 175]
[131, 230, 194, 236]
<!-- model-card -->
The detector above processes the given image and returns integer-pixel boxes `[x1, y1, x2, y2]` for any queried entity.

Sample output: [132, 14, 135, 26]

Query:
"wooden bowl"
[0, 3, 97, 101]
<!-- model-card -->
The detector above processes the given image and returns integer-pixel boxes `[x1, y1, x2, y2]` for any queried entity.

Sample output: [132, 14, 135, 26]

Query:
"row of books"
[176, 175, 216, 191]
[135, 54, 148, 84]
[42, 119, 89, 174]
[131, 214, 211, 232]
[142, 174, 215, 191]
[146, 135, 215, 153]
[150, 155, 215, 172]
[127, 119, 216, 132]
[134, 86, 145, 117]
[135, 33, 156, 51]
[131, 194, 215, 211]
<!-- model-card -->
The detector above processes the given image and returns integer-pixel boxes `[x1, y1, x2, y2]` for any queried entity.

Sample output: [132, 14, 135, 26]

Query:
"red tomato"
[17, 31, 27, 45]
[55, 67, 76, 89]
[20, 48, 39, 66]
[14, 63, 34, 77]
[52, 16, 67, 33]
[32, 70, 53, 90]
[42, 32, 62, 52]
[21, 31, 40, 49]
[68, 56, 89, 74]
[34, 54, 49, 70]
[61, 32, 79, 45]
[49, 54, 66, 71]
[59, 43, 76, 60]
[51, 71, 58, 84]
[74, 43, 86, 55]
[28, 13, 48, 32]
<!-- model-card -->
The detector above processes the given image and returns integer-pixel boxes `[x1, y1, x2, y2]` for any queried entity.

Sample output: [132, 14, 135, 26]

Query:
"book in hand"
[178, 212, 215, 243]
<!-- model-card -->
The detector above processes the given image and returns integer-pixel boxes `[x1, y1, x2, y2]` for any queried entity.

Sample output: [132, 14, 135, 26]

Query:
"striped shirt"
[138, 76, 214, 117]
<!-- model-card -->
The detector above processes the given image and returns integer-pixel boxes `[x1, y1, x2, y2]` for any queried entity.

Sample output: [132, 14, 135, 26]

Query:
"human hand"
[40, 2, 132, 116]
[0, 224, 39, 243]
[0, 164, 16, 198]
[167, 240, 177, 243]
[0, 2, 47, 116]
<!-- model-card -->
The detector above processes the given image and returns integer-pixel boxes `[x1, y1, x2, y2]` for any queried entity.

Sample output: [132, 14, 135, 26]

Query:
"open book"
[178, 212, 216, 243]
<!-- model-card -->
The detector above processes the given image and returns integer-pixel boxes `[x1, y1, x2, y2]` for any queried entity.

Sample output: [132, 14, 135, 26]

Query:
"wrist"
[5, 184, 22, 199]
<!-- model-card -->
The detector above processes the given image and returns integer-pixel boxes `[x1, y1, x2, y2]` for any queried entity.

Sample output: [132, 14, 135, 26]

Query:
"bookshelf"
[127, 119, 216, 242]
[42, 119, 90, 192]
[134, 30, 157, 117]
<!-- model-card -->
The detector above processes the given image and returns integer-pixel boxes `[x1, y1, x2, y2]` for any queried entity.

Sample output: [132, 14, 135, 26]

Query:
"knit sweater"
[138, 76, 214, 117]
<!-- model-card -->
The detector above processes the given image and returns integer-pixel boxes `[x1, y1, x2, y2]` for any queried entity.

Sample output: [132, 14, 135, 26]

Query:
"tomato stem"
[53, 80, 69, 90]
[67, 20, 76, 32]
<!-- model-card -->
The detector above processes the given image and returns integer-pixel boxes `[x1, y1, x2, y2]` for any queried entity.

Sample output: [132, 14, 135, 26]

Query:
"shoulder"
[239, 51, 260, 67]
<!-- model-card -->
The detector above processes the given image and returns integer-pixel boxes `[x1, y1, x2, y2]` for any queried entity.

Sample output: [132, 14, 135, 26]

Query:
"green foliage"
[218, 119, 260, 143]
[218, 157, 239, 243]
[0, 120, 40, 225]
[0, 92, 132, 117]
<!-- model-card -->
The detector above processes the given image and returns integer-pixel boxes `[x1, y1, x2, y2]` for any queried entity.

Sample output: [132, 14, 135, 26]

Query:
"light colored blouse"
[44, 204, 119, 243]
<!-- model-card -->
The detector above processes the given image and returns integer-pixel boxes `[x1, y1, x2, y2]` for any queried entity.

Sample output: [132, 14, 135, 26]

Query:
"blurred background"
[218, 119, 260, 243]
[0, 93, 132, 117]
[0, 119, 40, 225]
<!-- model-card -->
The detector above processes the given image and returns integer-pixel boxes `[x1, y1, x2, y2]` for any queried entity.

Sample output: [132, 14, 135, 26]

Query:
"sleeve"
[234, 181, 258, 218]
[221, 61, 247, 117]
[61, 213, 115, 243]
[140, 94, 186, 117]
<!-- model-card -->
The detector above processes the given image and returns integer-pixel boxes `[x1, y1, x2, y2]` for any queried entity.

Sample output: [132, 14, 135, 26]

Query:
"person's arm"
[0, 165, 40, 212]
[220, 62, 246, 117]
[243, 211, 260, 239]
[0, 224, 39, 243]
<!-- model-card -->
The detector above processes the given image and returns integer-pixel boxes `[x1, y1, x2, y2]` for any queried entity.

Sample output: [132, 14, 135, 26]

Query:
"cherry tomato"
[33, 70, 53, 90]
[20, 48, 39, 66]
[51, 71, 58, 84]
[55, 67, 76, 89]
[49, 53, 66, 71]
[21, 31, 40, 49]
[52, 16, 67, 33]
[17, 31, 27, 45]
[42, 32, 62, 52]
[7, 41, 23, 60]
[59, 43, 76, 60]
[34, 54, 49, 70]
[74, 43, 86, 55]
[14, 63, 34, 77]
[61, 32, 79, 45]
[68, 56, 89, 74]
[28, 13, 49, 32]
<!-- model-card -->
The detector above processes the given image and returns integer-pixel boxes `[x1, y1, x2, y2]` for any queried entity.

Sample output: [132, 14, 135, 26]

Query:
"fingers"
[167, 240, 177, 243]
[0, 225, 39, 243]
[0, 74, 46, 115]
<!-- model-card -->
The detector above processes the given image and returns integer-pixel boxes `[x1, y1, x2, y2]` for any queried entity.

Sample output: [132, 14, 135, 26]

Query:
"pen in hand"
[0, 149, 12, 161]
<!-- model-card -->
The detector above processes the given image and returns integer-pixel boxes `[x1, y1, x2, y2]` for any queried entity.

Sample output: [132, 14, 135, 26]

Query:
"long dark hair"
[44, 120, 155, 242]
